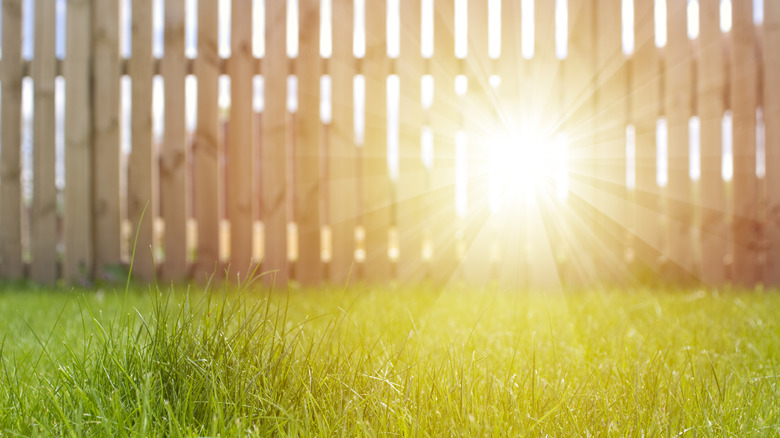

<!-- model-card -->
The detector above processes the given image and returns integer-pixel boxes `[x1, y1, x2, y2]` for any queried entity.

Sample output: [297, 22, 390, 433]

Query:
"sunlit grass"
[0, 279, 778, 436]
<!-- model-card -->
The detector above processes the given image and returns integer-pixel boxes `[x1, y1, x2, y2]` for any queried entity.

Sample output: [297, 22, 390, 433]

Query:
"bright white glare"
[689, 116, 700, 181]
[153, 0, 164, 57]
[387, 75, 400, 180]
[489, 75, 502, 88]
[722, 111, 732, 181]
[522, 0, 534, 59]
[422, 0, 433, 58]
[153, 76, 164, 142]
[287, 75, 297, 113]
[455, 131, 467, 217]
[757, 107, 765, 178]
[656, 117, 667, 187]
[755, 0, 764, 25]
[421, 75, 434, 109]
[556, 0, 568, 59]
[655, 0, 667, 48]
[455, 0, 467, 59]
[321, 75, 331, 123]
[253, 75, 264, 112]
[121, 0, 131, 58]
[622, 0, 634, 55]
[422, 126, 434, 169]
[489, 0, 501, 59]
[219, 74, 230, 109]
[186, 0, 198, 58]
[287, 0, 299, 57]
[455, 75, 468, 95]
[556, 133, 568, 201]
[688, 0, 699, 39]
[354, 75, 365, 145]
[387, 0, 399, 57]
[186, 75, 197, 131]
[354, 0, 365, 57]
[489, 140, 502, 213]
[321, 0, 332, 57]
[626, 125, 636, 189]
[121, 76, 131, 154]
[720, 0, 731, 32]
[219, 0, 231, 57]
[491, 130, 554, 200]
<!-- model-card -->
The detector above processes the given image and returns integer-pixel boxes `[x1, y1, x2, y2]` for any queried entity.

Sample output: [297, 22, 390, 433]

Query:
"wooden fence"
[0, 0, 778, 289]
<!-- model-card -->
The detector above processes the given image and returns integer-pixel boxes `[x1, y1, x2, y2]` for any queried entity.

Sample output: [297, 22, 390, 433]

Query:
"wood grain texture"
[261, 0, 289, 286]
[92, 0, 122, 280]
[630, 0, 663, 279]
[0, 0, 24, 279]
[161, 0, 189, 280]
[361, 0, 391, 282]
[764, 0, 780, 285]
[730, 0, 759, 286]
[328, 0, 356, 284]
[194, 0, 221, 280]
[227, 0, 255, 279]
[64, 0, 94, 283]
[294, 0, 322, 284]
[664, 0, 695, 282]
[128, 0, 157, 281]
[31, 0, 58, 284]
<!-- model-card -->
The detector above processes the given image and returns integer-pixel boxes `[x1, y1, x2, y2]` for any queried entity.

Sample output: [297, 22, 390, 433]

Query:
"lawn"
[0, 278, 778, 436]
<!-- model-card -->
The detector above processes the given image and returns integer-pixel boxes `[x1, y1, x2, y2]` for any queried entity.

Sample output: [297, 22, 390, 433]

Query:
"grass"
[0, 278, 778, 436]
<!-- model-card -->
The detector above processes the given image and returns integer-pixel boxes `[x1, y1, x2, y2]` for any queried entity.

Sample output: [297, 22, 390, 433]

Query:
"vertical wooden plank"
[0, 0, 24, 279]
[631, 0, 663, 279]
[194, 0, 221, 279]
[362, 0, 390, 282]
[460, 0, 491, 284]
[665, 0, 695, 282]
[594, 0, 629, 282]
[295, 0, 322, 284]
[697, 0, 727, 285]
[260, 0, 289, 285]
[495, 0, 526, 288]
[227, 0, 254, 278]
[64, 0, 93, 282]
[730, 0, 759, 286]
[563, 0, 597, 285]
[128, 0, 157, 280]
[428, 0, 458, 285]
[160, 0, 188, 279]
[92, 0, 122, 279]
[765, 0, 780, 285]
[328, 0, 355, 284]
[31, 0, 58, 284]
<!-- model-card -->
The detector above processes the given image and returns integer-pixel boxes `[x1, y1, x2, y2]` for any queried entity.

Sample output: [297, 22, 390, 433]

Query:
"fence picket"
[328, 0, 356, 284]
[160, 0, 188, 280]
[730, 0, 760, 286]
[128, 0, 157, 280]
[765, 0, 780, 284]
[31, 0, 58, 284]
[362, 0, 391, 282]
[64, 0, 94, 283]
[0, 0, 24, 280]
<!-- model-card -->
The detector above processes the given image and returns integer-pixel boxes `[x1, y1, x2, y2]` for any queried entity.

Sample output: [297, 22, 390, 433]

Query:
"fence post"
[0, 0, 24, 280]
[31, 0, 58, 285]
